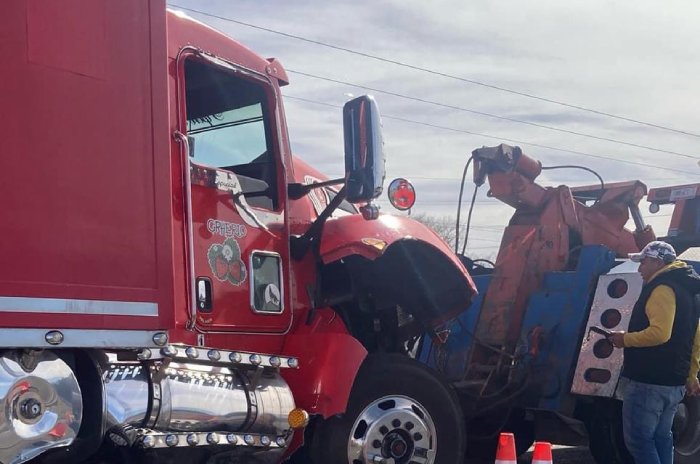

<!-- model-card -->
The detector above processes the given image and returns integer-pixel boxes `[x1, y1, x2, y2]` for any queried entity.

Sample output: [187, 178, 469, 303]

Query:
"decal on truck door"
[207, 238, 247, 286]
[207, 219, 247, 239]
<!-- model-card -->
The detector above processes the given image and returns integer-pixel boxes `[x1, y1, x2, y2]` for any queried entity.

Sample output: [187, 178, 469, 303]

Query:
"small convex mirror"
[343, 95, 386, 203]
[387, 178, 416, 211]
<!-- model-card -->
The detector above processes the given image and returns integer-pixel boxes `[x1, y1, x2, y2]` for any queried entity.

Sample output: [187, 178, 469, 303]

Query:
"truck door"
[178, 55, 290, 333]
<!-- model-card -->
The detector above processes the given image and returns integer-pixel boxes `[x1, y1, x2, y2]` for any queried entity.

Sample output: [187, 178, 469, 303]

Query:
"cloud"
[168, 0, 700, 237]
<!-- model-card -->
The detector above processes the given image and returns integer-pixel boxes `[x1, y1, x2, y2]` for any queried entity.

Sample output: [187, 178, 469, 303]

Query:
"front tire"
[310, 353, 466, 464]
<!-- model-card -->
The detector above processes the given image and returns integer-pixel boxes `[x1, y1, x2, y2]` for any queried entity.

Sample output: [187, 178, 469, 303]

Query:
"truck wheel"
[674, 395, 700, 464]
[310, 353, 466, 464]
[585, 399, 633, 464]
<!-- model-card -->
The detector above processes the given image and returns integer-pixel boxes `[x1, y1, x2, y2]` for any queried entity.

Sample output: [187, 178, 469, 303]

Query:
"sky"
[167, 0, 700, 257]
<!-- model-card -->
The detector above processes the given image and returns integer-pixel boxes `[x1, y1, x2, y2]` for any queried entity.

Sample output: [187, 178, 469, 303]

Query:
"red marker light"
[388, 178, 416, 211]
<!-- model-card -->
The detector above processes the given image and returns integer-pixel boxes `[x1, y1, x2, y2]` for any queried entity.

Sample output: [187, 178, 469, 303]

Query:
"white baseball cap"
[628, 241, 677, 264]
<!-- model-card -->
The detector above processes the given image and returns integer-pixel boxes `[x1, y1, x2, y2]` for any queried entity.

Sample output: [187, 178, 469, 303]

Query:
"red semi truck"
[0, 2, 476, 463]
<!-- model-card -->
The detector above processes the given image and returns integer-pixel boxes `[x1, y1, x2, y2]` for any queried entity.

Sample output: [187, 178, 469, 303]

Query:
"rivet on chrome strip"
[207, 432, 220, 444]
[269, 356, 281, 368]
[186, 433, 199, 446]
[226, 433, 238, 445]
[142, 436, 156, 448]
[162, 346, 178, 357]
[244, 434, 255, 446]
[152, 332, 168, 346]
[45, 331, 64, 346]
[185, 347, 199, 358]
[260, 436, 271, 446]
[249, 354, 262, 366]
[137, 349, 152, 361]
[276, 436, 286, 447]
[287, 358, 299, 369]
[229, 352, 242, 363]
[165, 434, 179, 447]
[207, 350, 221, 361]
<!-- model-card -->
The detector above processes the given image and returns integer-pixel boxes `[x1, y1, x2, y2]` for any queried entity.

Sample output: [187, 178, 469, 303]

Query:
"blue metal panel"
[419, 245, 621, 416]
[518, 246, 618, 411]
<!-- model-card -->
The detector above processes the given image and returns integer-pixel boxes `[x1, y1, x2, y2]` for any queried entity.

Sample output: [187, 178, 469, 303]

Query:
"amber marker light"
[361, 237, 387, 251]
[288, 408, 310, 429]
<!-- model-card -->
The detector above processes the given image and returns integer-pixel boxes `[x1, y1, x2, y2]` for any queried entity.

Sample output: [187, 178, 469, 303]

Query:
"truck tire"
[585, 399, 634, 464]
[309, 353, 466, 464]
[674, 395, 700, 464]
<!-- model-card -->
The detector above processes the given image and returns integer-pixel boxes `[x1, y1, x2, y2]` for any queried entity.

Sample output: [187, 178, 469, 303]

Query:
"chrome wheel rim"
[0, 351, 82, 464]
[347, 395, 437, 464]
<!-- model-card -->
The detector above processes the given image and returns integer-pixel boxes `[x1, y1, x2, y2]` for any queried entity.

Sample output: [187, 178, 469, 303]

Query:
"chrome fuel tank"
[103, 356, 295, 436]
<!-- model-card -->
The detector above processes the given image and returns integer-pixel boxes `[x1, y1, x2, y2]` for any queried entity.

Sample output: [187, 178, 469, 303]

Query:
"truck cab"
[0, 2, 477, 463]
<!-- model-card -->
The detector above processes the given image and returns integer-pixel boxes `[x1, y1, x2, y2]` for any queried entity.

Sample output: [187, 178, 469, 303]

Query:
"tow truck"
[413, 143, 700, 464]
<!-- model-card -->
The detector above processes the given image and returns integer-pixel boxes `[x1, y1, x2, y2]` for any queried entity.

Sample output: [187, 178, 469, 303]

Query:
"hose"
[455, 156, 473, 254]
[541, 164, 605, 205]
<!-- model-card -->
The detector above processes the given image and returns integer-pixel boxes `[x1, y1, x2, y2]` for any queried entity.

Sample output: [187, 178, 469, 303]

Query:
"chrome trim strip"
[174, 128, 197, 330]
[135, 429, 288, 450]
[159, 344, 298, 369]
[174, 46, 200, 331]
[0, 329, 166, 348]
[0, 297, 157, 316]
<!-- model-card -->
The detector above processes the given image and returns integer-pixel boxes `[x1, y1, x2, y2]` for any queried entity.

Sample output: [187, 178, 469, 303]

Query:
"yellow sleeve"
[688, 324, 700, 383]
[624, 285, 676, 347]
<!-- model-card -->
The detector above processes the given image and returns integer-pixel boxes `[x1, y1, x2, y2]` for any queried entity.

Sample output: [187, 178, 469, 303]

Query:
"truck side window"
[184, 59, 277, 210]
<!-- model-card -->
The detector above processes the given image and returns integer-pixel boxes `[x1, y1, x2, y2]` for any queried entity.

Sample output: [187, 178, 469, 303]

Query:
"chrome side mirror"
[343, 95, 386, 203]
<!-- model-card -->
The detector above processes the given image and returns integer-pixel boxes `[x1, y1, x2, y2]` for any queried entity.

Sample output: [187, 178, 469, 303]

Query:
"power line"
[344, 170, 691, 183]
[287, 71, 699, 160]
[286, 95, 700, 176]
[406, 176, 686, 183]
[170, 4, 700, 139]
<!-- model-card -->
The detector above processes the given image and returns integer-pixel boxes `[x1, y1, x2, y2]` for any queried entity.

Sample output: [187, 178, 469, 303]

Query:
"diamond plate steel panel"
[571, 270, 642, 397]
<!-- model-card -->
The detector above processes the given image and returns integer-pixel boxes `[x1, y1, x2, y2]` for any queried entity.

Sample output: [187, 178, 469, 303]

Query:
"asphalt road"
[466, 446, 595, 464]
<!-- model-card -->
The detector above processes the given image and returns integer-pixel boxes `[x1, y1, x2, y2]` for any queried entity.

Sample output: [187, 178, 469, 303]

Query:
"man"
[609, 241, 700, 464]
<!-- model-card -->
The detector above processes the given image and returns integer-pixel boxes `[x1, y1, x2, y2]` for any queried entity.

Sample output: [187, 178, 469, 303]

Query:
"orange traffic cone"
[495, 432, 517, 464]
[531, 441, 553, 464]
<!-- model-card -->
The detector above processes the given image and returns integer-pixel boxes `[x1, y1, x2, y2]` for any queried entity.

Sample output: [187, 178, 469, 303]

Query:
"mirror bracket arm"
[287, 177, 345, 200]
[290, 185, 348, 261]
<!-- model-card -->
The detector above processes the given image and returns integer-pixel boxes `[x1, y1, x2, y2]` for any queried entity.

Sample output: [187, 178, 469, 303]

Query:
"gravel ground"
[466, 446, 595, 464]
[519, 447, 595, 464]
